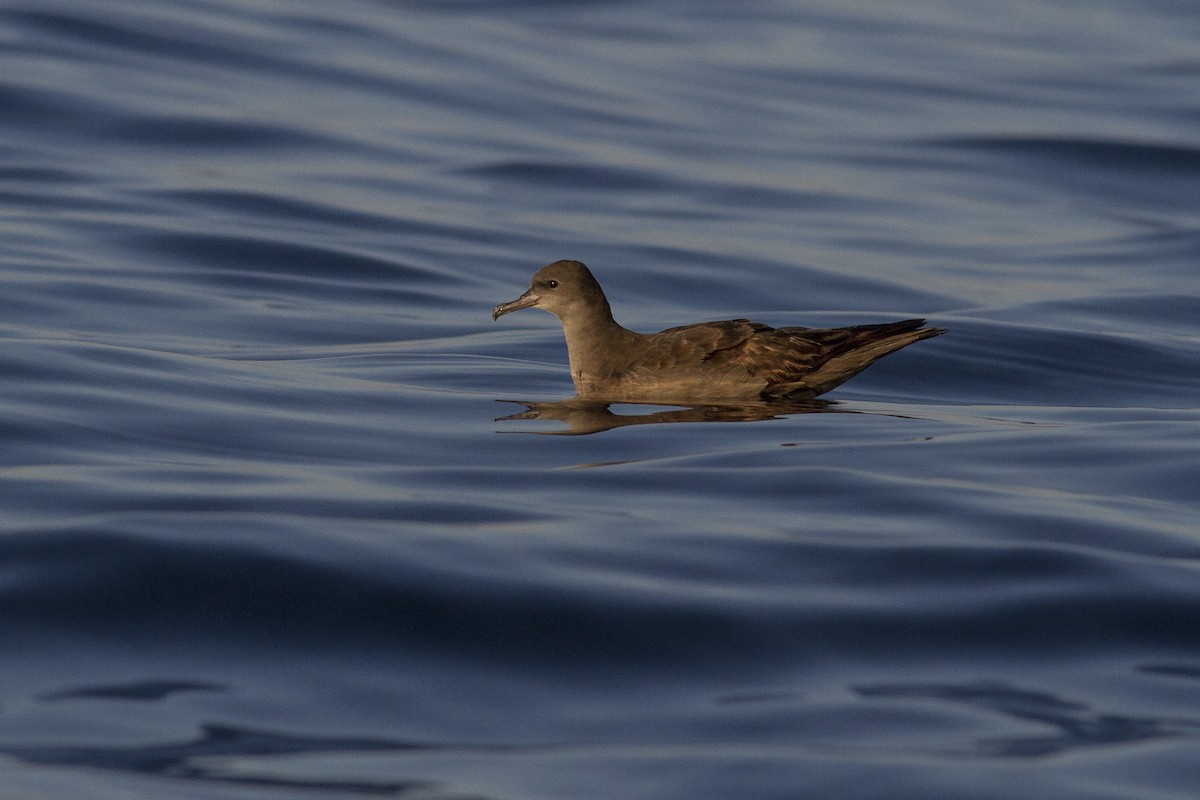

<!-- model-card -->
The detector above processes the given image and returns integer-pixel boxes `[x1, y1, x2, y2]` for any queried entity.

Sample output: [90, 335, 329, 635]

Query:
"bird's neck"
[559, 306, 641, 390]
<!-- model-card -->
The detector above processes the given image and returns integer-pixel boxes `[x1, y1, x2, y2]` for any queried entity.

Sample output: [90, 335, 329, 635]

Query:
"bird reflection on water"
[494, 396, 840, 435]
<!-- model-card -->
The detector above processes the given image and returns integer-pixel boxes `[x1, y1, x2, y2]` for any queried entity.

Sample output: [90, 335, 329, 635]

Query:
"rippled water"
[2, 1, 1199, 798]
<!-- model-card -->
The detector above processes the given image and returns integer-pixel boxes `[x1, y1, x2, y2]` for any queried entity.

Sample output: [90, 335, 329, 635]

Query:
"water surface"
[2, 1, 1199, 798]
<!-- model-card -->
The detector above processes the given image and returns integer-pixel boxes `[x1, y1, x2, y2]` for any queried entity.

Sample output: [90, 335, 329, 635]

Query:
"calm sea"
[2, 1, 1199, 798]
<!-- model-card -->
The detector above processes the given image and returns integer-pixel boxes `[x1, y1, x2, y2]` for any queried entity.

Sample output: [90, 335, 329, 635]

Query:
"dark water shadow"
[40, 679, 225, 702]
[1, 723, 481, 797]
[855, 680, 1200, 758]
[494, 396, 841, 435]
[1138, 663, 1200, 680]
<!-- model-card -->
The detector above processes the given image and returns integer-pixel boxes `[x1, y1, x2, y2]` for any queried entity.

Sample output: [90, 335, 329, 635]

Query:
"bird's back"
[592, 318, 944, 401]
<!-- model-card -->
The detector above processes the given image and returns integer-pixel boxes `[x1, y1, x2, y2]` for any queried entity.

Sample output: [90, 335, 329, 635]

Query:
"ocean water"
[2, 0, 1199, 798]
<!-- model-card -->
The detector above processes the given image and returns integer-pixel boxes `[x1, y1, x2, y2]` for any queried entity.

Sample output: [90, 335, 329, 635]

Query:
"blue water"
[2, 0, 1199, 798]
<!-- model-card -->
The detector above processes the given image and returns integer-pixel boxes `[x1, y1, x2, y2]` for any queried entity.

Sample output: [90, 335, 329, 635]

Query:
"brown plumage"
[493, 260, 945, 402]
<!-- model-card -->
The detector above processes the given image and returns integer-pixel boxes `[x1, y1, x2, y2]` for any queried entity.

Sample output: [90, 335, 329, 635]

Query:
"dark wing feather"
[762, 319, 945, 396]
[679, 319, 943, 397]
[633, 317, 944, 398]
[645, 319, 774, 365]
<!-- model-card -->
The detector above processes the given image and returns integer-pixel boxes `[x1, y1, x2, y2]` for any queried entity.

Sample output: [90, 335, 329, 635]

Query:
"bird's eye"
[546, 279, 559, 289]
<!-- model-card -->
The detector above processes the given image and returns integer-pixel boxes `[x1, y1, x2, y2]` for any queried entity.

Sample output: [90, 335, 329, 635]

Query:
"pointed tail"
[770, 319, 946, 397]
